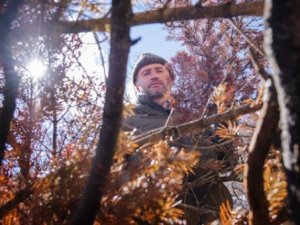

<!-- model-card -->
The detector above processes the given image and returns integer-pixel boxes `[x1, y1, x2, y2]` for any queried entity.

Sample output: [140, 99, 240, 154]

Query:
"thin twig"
[93, 33, 108, 84]
[228, 18, 265, 57]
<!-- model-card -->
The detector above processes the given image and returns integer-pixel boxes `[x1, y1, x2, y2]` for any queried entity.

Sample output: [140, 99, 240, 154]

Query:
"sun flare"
[26, 59, 47, 79]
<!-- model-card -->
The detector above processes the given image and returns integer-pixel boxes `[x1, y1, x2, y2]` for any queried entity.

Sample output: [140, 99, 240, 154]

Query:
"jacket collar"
[137, 94, 169, 113]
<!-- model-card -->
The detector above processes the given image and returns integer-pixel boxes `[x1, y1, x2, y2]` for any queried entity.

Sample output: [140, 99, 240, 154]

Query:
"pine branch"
[133, 103, 262, 146]
[70, 1, 132, 225]
[0, 0, 24, 165]
[21, 1, 264, 34]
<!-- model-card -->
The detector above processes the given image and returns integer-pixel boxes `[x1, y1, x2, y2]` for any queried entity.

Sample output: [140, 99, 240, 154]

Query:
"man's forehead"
[139, 63, 166, 73]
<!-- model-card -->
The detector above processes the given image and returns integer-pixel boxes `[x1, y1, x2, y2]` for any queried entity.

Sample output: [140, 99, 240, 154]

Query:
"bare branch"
[245, 51, 279, 225]
[0, 186, 33, 218]
[93, 33, 108, 84]
[248, 49, 270, 80]
[23, 1, 264, 34]
[245, 40, 279, 225]
[245, 79, 278, 225]
[133, 103, 262, 146]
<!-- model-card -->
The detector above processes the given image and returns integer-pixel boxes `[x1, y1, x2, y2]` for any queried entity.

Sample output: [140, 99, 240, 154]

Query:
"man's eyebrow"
[140, 68, 151, 74]
[154, 66, 165, 70]
[140, 65, 165, 74]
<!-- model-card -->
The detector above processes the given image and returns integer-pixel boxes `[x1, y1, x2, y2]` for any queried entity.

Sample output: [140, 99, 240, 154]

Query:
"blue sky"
[82, 23, 184, 80]
[129, 24, 183, 72]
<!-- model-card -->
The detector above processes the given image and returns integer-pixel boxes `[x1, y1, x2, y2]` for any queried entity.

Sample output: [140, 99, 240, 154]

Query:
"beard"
[145, 84, 169, 99]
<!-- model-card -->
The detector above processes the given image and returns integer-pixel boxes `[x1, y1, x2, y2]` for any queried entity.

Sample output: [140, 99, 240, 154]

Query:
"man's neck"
[152, 94, 173, 110]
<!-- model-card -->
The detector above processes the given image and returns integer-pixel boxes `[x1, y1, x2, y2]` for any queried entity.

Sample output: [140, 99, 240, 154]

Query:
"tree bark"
[70, 0, 131, 224]
[264, 0, 300, 224]
[0, 0, 24, 165]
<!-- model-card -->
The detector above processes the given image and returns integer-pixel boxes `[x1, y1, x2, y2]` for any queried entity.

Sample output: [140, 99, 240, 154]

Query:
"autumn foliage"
[1, 131, 200, 224]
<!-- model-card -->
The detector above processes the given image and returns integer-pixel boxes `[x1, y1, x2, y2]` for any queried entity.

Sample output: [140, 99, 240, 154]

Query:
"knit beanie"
[132, 53, 175, 84]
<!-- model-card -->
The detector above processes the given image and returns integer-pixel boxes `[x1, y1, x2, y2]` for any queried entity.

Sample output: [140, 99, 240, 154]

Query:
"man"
[124, 53, 175, 134]
[124, 53, 232, 224]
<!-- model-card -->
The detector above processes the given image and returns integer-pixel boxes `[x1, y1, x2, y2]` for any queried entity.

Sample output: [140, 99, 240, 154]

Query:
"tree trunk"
[70, 0, 132, 224]
[264, 0, 300, 224]
[0, 0, 24, 165]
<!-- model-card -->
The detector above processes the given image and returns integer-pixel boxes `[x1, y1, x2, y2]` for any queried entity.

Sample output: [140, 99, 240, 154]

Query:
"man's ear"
[134, 84, 141, 92]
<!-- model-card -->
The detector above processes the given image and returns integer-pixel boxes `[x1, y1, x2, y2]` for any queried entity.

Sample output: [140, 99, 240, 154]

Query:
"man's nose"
[150, 71, 159, 80]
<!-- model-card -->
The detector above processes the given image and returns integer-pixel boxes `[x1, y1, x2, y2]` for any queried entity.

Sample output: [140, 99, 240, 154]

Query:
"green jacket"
[123, 95, 234, 224]
[123, 95, 170, 135]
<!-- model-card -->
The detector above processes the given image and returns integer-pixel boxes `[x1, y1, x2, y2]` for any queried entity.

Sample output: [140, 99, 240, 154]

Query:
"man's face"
[135, 63, 172, 98]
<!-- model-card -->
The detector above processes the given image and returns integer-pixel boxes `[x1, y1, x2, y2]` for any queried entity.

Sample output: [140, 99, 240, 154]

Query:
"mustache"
[148, 80, 164, 88]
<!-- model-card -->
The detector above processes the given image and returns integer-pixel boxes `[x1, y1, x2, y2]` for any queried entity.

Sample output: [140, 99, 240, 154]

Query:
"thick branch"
[245, 80, 279, 225]
[0, 186, 33, 218]
[70, 1, 131, 225]
[248, 49, 270, 80]
[245, 48, 278, 225]
[0, 0, 24, 165]
[133, 103, 262, 146]
[25, 1, 263, 34]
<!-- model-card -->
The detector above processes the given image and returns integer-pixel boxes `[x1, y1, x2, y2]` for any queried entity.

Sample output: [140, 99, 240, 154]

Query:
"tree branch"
[228, 18, 265, 57]
[70, 1, 131, 225]
[133, 103, 262, 146]
[0, 0, 24, 165]
[245, 40, 279, 225]
[23, 1, 263, 35]
[245, 79, 278, 225]
[248, 49, 270, 80]
[0, 186, 33, 218]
